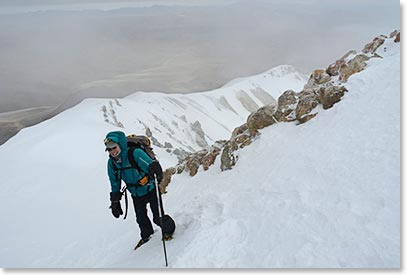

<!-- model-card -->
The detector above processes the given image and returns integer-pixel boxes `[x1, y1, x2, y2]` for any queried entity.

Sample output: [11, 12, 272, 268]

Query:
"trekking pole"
[154, 178, 168, 267]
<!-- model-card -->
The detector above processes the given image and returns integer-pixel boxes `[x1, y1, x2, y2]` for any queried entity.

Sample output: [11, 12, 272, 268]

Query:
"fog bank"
[0, 0, 400, 113]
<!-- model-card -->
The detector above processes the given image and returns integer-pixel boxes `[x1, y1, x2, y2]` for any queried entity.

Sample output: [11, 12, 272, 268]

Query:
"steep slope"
[0, 37, 399, 268]
[161, 37, 400, 268]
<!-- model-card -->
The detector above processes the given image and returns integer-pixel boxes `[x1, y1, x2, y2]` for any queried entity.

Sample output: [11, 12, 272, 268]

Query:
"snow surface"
[0, 38, 400, 269]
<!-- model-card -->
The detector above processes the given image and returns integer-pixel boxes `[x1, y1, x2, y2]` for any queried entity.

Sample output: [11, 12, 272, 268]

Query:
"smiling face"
[107, 145, 121, 158]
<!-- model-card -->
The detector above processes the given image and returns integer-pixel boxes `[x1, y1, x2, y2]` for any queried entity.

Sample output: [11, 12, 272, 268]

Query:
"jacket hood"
[105, 131, 128, 152]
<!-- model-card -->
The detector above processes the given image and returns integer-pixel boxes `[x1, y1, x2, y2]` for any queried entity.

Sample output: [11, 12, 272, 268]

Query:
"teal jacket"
[106, 131, 155, 197]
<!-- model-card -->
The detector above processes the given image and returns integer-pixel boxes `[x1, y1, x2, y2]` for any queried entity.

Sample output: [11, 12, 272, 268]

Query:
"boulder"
[389, 30, 398, 38]
[395, 32, 400, 43]
[274, 90, 298, 122]
[202, 141, 225, 170]
[247, 105, 278, 136]
[159, 168, 176, 194]
[338, 54, 370, 82]
[362, 36, 385, 54]
[186, 157, 200, 177]
[326, 50, 357, 76]
[295, 89, 319, 123]
[220, 143, 237, 171]
[310, 69, 332, 85]
[319, 85, 348, 109]
[176, 165, 185, 174]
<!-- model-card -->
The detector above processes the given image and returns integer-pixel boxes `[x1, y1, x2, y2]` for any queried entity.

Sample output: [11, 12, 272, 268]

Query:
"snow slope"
[0, 38, 399, 268]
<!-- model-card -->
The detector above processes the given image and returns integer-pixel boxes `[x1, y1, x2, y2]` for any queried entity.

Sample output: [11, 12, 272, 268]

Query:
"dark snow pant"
[132, 188, 161, 239]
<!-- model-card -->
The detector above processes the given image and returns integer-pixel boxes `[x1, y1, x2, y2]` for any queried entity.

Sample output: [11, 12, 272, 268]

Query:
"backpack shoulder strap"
[127, 147, 143, 174]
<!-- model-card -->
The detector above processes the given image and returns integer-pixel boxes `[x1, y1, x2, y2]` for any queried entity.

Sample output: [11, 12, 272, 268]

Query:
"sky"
[0, 0, 400, 113]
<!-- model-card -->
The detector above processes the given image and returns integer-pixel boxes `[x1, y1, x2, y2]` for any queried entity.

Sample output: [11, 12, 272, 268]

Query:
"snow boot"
[134, 236, 151, 250]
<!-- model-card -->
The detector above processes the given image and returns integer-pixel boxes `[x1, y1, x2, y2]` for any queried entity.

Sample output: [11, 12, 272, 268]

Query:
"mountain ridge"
[159, 30, 400, 187]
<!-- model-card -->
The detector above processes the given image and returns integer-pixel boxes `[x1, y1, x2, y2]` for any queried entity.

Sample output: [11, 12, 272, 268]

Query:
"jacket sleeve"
[107, 159, 121, 193]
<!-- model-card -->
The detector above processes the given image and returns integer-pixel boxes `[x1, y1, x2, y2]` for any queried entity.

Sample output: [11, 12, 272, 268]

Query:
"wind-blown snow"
[0, 39, 399, 268]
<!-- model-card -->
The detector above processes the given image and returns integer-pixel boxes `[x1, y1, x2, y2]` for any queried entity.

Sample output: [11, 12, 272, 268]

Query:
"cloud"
[0, 0, 400, 113]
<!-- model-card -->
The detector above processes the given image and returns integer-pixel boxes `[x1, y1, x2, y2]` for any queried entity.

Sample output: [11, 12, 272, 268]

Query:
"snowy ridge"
[0, 35, 399, 268]
[99, 65, 307, 167]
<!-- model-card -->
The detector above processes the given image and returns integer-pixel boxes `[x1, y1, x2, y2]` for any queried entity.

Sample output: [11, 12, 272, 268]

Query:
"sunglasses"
[107, 146, 117, 152]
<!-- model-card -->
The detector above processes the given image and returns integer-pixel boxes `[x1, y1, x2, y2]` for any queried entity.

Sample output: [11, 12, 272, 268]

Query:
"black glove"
[110, 192, 123, 218]
[148, 161, 163, 183]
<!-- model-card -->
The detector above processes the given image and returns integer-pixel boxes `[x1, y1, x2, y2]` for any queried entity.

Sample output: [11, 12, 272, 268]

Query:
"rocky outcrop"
[295, 89, 320, 123]
[159, 167, 176, 194]
[395, 32, 400, 43]
[273, 90, 298, 122]
[247, 105, 278, 136]
[338, 54, 370, 82]
[326, 50, 357, 76]
[319, 85, 348, 109]
[362, 36, 386, 54]
[220, 123, 252, 171]
[390, 30, 401, 43]
[161, 30, 400, 185]
[176, 140, 227, 176]
[309, 69, 332, 85]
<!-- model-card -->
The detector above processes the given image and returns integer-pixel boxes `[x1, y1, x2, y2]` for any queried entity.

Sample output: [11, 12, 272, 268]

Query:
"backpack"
[111, 134, 155, 178]
[126, 134, 156, 166]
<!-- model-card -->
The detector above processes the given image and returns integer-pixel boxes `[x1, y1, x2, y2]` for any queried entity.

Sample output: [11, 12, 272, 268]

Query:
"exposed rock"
[228, 123, 252, 151]
[179, 115, 187, 123]
[319, 85, 348, 109]
[190, 120, 208, 148]
[309, 69, 332, 85]
[220, 143, 236, 171]
[150, 135, 164, 148]
[202, 142, 224, 170]
[395, 32, 400, 43]
[216, 123, 254, 171]
[326, 50, 357, 76]
[231, 123, 249, 138]
[176, 165, 185, 174]
[159, 167, 176, 194]
[390, 30, 398, 38]
[247, 105, 278, 136]
[338, 54, 370, 82]
[177, 140, 227, 176]
[234, 133, 252, 149]
[173, 148, 191, 162]
[164, 142, 173, 148]
[362, 36, 385, 54]
[295, 89, 319, 124]
[274, 90, 298, 122]
[186, 153, 204, 176]
[145, 127, 153, 137]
